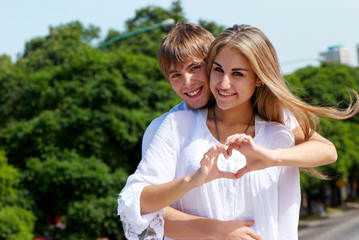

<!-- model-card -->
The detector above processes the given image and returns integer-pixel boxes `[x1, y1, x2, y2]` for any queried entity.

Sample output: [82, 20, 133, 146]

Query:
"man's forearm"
[275, 130, 337, 167]
[164, 207, 217, 239]
[164, 207, 259, 240]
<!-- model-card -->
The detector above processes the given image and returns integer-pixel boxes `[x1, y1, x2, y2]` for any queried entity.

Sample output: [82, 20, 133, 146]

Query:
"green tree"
[198, 20, 226, 37]
[102, 0, 185, 57]
[0, 4, 182, 238]
[0, 151, 36, 240]
[287, 63, 359, 207]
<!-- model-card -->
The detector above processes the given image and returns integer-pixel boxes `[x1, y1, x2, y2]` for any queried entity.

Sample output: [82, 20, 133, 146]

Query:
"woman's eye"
[214, 67, 223, 72]
[233, 72, 244, 77]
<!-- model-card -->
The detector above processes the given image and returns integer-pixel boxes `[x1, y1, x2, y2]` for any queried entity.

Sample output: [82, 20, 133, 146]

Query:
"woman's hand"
[191, 144, 237, 187]
[225, 134, 276, 178]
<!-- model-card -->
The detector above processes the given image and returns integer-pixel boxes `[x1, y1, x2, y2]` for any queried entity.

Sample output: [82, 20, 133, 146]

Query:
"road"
[299, 208, 359, 240]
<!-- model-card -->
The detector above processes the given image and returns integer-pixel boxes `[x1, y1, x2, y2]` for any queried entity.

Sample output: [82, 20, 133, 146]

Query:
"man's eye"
[171, 74, 180, 79]
[192, 65, 201, 71]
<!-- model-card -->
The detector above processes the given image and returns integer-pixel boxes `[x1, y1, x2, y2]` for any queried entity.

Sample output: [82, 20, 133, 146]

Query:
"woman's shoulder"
[256, 115, 291, 132]
[255, 115, 295, 148]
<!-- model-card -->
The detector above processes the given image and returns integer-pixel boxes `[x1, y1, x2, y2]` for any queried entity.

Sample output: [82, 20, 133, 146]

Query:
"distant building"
[319, 45, 351, 65]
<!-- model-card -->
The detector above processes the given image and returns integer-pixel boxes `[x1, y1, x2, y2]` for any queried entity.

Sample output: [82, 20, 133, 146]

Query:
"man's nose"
[183, 72, 194, 87]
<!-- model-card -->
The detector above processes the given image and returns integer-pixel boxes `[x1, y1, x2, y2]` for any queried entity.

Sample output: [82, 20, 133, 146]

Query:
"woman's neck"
[208, 103, 256, 142]
[214, 104, 254, 127]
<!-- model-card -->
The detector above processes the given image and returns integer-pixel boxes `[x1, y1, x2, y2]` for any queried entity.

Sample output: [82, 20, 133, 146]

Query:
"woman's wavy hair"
[206, 24, 359, 178]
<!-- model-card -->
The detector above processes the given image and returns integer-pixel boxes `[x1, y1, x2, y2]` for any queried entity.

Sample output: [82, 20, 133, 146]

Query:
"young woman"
[118, 24, 359, 240]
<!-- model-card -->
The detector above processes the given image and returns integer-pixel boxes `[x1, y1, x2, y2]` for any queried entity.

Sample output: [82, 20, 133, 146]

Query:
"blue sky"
[1, 0, 359, 74]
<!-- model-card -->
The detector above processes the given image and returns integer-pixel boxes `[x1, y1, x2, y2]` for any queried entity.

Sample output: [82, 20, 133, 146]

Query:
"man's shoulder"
[148, 101, 187, 129]
[169, 101, 187, 113]
[141, 102, 196, 155]
[143, 102, 186, 138]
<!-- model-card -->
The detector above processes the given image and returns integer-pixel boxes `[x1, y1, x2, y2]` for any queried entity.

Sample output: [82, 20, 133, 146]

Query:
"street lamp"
[100, 18, 175, 50]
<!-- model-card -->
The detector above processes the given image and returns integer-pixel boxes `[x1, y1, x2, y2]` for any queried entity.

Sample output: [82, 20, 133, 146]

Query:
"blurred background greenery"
[0, 1, 358, 239]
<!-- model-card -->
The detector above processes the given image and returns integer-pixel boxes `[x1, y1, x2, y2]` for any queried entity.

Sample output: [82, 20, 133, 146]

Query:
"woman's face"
[209, 46, 261, 111]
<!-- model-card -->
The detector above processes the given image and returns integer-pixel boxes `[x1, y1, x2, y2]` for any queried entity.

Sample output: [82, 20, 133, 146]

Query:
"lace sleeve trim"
[120, 211, 164, 240]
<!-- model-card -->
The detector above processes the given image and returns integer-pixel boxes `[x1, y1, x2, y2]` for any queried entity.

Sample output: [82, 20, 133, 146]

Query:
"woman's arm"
[140, 145, 235, 215]
[140, 172, 196, 215]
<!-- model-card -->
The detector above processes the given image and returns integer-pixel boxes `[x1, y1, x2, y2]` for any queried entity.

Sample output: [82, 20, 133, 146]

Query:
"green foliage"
[0, 150, 19, 199]
[24, 151, 113, 213]
[198, 20, 226, 37]
[0, 151, 36, 240]
[0, 206, 35, 240]
[0, 3, 187, 238]
[287, 63, 359, 195]
[291, 62, 358, 109]
[58, 196, 123, 239]
[103, 1, 185, 57]
[1, 1, 358, 239]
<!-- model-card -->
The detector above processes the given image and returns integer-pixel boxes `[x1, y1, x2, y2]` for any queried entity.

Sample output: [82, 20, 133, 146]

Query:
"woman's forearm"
[140, 173, 197, 215]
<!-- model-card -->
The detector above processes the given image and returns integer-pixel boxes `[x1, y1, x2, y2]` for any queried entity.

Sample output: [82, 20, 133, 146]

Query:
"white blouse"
[118, 109, 301, 240]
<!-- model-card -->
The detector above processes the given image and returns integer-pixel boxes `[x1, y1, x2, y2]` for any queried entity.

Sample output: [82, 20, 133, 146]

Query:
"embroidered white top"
[118, 109, 301, 240]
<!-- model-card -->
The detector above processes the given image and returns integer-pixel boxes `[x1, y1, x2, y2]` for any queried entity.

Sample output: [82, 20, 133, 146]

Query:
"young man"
[139, 22, 337, 240]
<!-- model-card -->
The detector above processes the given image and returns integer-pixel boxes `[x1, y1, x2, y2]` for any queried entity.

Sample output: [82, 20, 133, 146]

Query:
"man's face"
[167, 60, 212, 110]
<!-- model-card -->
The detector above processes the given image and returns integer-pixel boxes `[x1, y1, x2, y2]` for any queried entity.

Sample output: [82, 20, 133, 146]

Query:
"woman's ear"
[256, 78, 262, 87]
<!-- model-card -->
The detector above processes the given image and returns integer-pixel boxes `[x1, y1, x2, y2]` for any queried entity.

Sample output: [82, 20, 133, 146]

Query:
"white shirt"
[142, 101, 298, 157]
[118, 109, 301, 240]
[141, 101, 187, 156]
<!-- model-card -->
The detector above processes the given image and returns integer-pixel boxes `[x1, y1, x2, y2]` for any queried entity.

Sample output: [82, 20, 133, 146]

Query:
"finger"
[215, 144, 230, 159]
[220, 147, 230, 159]
[237, 220, 255, 227]
[225, 134, 245, 145]
[200, 155, 210, 167]
[226, 143, 239, 156]
[218, 170, 236, 179]
[249, 231, 264, 240]
[224, 133, 245, 145]
[226, 136, 247, 156]
[235, 166, 250, 179]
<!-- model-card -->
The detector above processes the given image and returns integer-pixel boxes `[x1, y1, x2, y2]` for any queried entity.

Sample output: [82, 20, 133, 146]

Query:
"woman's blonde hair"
[207, 24, 359, 178]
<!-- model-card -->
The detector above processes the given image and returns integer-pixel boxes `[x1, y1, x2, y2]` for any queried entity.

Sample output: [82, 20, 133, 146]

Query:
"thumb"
[235, 166, 250, 179]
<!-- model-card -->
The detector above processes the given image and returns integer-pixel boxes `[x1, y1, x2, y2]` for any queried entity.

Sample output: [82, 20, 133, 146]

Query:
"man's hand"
[214, 219, 264, 240]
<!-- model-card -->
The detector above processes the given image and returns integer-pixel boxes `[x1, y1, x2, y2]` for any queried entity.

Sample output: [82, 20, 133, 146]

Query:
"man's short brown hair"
[157, 21, 215, 80]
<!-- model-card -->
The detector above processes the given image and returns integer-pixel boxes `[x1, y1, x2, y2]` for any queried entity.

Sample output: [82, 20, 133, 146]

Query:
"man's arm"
[164, 207, 262, 240]
[275, 127, 337, 167]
